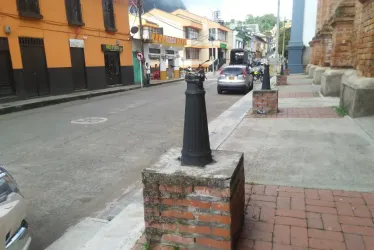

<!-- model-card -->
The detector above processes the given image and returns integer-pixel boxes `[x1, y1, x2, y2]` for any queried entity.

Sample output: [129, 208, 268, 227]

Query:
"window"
[209, 28, 216, 40]
[102, 0, 116, 32]
[218, 29, 227, 42]
[165, 50, 175, 55]
[186, 48, 199, 60]
[17, 0, 42, 18]
[184, 27, 199, 40]
[145, 27, 163, 37]
[149, 48, 161, 54]
[65, 0, 84, 26]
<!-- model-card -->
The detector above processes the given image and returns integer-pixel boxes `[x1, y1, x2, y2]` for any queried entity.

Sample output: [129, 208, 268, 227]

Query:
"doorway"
[104, 51, 121, 86]
[19, 37, 50, 97]
[70, 47, 87, 90]
[0, 38, 15, 97]
[167, 59, 174, 79]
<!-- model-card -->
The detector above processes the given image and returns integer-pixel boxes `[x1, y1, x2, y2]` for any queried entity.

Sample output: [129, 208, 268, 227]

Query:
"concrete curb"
[0, 78, 183, 116]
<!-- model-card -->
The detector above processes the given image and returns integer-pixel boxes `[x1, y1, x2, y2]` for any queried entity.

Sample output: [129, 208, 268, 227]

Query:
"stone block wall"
[142, 150, 245, 249]
[253, 90, 279, 114]
[331, 20, 354, 67]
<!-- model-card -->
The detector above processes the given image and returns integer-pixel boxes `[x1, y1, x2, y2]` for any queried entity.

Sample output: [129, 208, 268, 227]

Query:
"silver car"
[217, 65, 253, 94]
[0, 166, 31, 250]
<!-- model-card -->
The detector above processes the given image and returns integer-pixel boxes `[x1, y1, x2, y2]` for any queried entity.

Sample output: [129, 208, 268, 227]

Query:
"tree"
[143, 0, 186, 12]
[244, 14, 277, 33]
[278, 27, 291, 58]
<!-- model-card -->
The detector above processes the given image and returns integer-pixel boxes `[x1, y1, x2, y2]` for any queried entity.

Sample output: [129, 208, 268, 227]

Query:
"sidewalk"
[0, 78, 183, 115]
[131, 74, 374, 249]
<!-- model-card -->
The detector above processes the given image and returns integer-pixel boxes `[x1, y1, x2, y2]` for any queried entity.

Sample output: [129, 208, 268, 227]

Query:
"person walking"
[145, 62, 151, 87]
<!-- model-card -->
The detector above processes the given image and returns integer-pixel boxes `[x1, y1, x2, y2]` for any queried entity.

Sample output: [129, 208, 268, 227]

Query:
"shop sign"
[220, 43, 227, 49]
[101, 44, 123, 52]
[69, 39, 84, 48]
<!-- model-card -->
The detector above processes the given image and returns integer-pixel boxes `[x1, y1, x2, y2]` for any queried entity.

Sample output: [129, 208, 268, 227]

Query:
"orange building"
[0, 0, 133, 100]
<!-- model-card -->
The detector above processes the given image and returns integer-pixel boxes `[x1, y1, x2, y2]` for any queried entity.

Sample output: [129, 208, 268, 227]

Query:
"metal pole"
[212, 41, 215, 75]
[139, 60, 143, 88]
[275, 0, 281, 73]
[181, 70, 212, 166]
[138, 0, 145, 86]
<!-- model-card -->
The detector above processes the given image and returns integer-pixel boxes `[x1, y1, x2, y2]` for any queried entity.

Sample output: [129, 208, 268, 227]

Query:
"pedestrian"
[145, 62, 151, 86]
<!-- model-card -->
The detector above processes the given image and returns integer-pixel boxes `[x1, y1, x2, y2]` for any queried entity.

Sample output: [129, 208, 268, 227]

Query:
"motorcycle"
[252, 65, 264, 82]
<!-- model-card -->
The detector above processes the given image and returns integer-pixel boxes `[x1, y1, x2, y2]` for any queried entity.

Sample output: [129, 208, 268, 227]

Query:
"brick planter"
[253, 89, 279, 114]
[142, 148, 245, 249]
[276, 75, 288, 85]
[284, 69, 290, 75]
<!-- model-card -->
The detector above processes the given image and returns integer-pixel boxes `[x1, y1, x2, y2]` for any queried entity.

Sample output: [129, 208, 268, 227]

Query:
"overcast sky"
[184, 0, 294, 21]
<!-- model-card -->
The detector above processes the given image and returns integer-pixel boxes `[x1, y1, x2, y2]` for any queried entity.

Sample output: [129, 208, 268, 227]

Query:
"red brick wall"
[143, 162, 245, 249]
[355, 0, 374, 77]
[331, 21, 354, 67]
[253, 90, 279, 114]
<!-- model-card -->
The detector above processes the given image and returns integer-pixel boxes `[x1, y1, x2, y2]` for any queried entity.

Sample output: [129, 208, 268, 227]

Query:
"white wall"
[303, 0, 318, 46]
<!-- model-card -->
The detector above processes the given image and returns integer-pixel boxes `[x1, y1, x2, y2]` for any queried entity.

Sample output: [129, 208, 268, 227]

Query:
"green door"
[132, 52, 142, 84]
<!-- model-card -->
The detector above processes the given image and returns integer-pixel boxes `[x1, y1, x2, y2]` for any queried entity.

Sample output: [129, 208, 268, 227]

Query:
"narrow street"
[0, 79, 244, 250]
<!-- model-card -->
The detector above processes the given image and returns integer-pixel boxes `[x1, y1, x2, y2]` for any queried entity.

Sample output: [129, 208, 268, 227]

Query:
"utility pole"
[275, 0, 281, 73]
[137, 0, 145, 86]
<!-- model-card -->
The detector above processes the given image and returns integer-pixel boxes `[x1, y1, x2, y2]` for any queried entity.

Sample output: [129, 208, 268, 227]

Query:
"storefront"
[143, 34, 186, 80]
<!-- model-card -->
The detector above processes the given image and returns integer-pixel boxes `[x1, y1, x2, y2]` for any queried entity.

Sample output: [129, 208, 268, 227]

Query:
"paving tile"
[260, 207, 275, 223]
[308, 238, 346, 250]
[275, 216, 307, 227]
[308, 229, 344, 241]
[363, 236, 374, 250]
[305, 189, 320, 200]
[307, 205, 337, 215]
[246, 206, 261, 221]
[241, 228, 273, 242]
[251, 194, 277, 202]
[338, 215, 374, 227]
[334, 196, 365, 205]
[291, 226, 308, 247]
[332, 190, 362, 198]
[306, 199, 336, 208]
[279, 187, 304, 193]
[279, 192, 305, 199]
[252, 185, 265, 195]
[249, 200, 276, 208]
[253, 241, 272, 250]
[307, 212, 324, 229]
[318, 190, 334, 201]
[245, 221, 274, 233]
[321, 214, 342, 232]
[265, 185, 279, 196]
[362, 193, 374, 205]
[276, 209, 306, 219]
[336, 202, 355, 216]
[277, 197, 291, 209]
[352, 204, 372, 218]
[274, 224, 290, 245]
[237, 238, 255, 249]
[344, 233, 366, 250]
[342, 224, 374, 236]
[291, 198, 306, 211]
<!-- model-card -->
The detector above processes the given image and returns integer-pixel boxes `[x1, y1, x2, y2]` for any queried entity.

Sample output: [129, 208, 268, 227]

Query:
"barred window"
[102, 0, 116, 32]
[17, 0, 42, 18]
[186, 48, 199, 60]
[65, 0, 84, 26]
[145, 27, 163, 37]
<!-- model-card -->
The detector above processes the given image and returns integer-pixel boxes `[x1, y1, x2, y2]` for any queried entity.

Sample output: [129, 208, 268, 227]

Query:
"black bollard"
[261, 64, 271, 90]
[280, 64, 284, 75]
[181, 71, 213, 166]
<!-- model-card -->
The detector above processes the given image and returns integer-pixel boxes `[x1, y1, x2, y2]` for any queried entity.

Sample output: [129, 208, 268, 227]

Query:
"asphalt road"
[0, 79, 244, 250]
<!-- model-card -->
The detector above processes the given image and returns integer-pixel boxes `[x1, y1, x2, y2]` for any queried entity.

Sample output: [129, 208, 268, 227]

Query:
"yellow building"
[0, 0, 133, 99]
[172, 9, 233, 70]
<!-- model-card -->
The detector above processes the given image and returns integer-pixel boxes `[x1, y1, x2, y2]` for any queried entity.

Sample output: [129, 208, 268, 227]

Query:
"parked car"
[0, 165, 31, 250]
[217, 65, 253, 94]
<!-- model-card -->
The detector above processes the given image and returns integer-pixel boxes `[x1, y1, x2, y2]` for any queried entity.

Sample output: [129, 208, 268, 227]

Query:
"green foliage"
[143, 243, 151, 250]
[174, 247, 180, 250]
[143, 0, 186, 12]
[245, 14, 277, 33]
[334, 106, 348, 117]
[278, 27, 291, 58]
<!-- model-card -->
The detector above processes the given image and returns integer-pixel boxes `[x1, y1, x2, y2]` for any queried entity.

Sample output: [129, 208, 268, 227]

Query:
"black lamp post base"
[180, 150, 213, 167]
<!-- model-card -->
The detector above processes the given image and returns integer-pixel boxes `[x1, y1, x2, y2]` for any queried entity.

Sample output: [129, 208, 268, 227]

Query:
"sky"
[184, 0, 294, 21]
